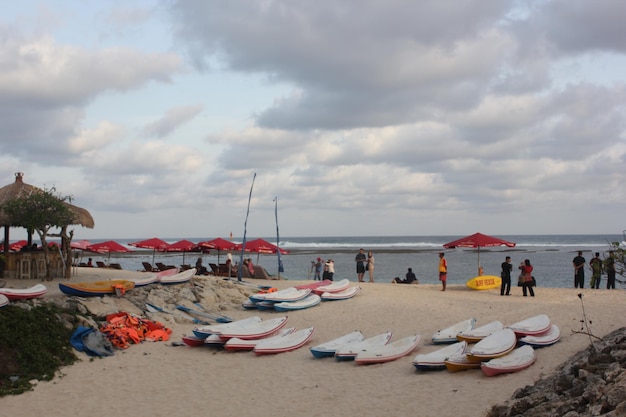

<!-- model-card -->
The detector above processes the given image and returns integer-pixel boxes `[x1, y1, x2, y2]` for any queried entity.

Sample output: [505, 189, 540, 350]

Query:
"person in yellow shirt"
[438, 252, 448, 291]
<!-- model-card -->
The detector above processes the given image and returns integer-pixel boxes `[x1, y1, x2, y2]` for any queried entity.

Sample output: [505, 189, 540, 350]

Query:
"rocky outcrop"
[487, 328, 626, 417]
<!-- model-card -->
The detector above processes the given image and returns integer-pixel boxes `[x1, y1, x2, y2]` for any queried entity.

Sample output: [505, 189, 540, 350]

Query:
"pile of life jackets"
[100, 312, 172, 349]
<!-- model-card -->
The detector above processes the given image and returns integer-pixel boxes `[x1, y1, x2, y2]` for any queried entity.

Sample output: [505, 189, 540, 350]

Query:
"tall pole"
[237, 173, 256, 282]
[274, 196, 283, 279]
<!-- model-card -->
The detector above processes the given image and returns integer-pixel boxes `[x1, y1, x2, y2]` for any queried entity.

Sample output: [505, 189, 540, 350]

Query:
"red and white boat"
[295, 280, 332, 290]
[249, 287, 311, 303]
[432, 318, 476, 344]
[128, 273, 159, 287]
[519, 324, 561, 347]
[181, 334, 206, 347]
[0, 294, 9, 308]
[254, 327, 315, 355]
[159, 268, 195, 285]
[466, 329, 517, 363]
[481, 345, 537, 377]
[507, 314, 551, 336]
[0, 283, 48, 300]
[217, 316, 289, 340]
[193, 316, 262, 339]
[312, 279, 350, 295]
[224, 327, 296, 351]
[355, 335, 422, 365]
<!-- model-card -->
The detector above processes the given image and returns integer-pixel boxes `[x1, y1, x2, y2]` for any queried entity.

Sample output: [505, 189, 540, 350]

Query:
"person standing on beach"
[314, 257, 323, 280]
[519, 259, 535, 297]
[438, 252, 447, 291]
[325, 258, 335, 281]
[355, 248, 366, 282]
[367, 251, 375, 282]
[605, 252, 616, 289]
[500, 256, 512, 296]
[573, 251, 586, 288]
[589, 252, 602, 289]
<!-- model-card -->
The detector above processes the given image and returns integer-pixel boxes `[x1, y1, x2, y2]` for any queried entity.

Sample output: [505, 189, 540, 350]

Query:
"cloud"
[142, 104, 204, 138]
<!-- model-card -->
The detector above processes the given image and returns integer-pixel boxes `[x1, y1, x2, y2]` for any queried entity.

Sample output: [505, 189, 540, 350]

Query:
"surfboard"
[466, 275, 501, 290]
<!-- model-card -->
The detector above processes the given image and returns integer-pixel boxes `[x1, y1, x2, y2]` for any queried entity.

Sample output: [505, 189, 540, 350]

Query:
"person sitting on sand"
[392, 268, 418, 284]
[195, 257, 208, 275]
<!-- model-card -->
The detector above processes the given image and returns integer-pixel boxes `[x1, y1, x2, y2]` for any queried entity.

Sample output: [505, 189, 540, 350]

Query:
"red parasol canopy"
[87, 240, 131, 263]
[7, 240, 28, 251]
[443, 233, 516, 275]
[129, 237, 169, 265]
[70, 239, 91, 250]
[164, 239, 198, 264]
[235, 238, 289, 263]
[197, 237, 238, 263]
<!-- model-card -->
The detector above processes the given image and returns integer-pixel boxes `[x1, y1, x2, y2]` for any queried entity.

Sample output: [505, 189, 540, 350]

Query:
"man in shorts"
[355, 248, 366, 282]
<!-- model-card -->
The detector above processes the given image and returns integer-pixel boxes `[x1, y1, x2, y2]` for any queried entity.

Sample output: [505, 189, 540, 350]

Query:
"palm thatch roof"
[0, 172, 95, 228]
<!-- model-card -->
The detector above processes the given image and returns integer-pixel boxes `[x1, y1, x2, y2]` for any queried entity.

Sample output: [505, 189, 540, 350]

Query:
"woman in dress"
[367, 251, 375, 282]
[519, 259, 535, 297]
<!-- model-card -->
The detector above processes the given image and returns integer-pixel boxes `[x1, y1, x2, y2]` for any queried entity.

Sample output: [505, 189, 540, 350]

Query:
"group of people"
[572, 250, 616, 289]
[312, 257, 335, 281]
[499, 256, 535, 297]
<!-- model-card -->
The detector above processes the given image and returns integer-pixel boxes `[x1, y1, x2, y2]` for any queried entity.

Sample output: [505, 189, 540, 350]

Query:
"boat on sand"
[481, 345, 537, 376]
[355, 335, 421, 365]
[59, 280, 135, 297]
[0, 283, 48, 300]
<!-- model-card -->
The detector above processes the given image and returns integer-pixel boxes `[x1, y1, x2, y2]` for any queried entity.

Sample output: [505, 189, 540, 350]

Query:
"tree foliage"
[606, 236, 626, 280]
[0, 187, 74, 278]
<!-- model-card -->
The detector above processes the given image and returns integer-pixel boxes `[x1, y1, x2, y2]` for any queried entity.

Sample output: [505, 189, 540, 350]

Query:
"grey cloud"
[143, 104, 204, 138]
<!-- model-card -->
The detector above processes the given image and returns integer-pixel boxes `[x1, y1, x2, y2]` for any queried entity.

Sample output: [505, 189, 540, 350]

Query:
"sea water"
[82, 234, 624, 289]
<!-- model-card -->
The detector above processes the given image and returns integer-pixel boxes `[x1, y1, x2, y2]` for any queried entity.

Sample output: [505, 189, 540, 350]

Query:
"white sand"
[2, 270, 625, 417]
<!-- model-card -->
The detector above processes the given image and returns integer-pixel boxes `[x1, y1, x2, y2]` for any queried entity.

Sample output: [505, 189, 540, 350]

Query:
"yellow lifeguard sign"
[466, 275, 502, 290]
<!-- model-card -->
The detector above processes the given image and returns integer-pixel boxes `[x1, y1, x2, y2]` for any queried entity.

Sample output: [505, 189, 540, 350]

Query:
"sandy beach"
[1, 269, 625, 417]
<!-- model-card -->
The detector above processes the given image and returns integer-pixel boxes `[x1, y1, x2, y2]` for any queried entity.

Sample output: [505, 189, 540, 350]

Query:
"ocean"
[83, 234, 624, 289]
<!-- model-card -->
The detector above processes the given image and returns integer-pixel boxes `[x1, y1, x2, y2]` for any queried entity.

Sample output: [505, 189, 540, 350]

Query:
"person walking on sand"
[438, 252, 447, 291]
[367, 251, 375, 282]
[355, 248, 366, 282]
[573, 251, 586, 288]
[589, 252, 602, 289]
[500, 256, 512, 296]
[519, 259, 535, 297]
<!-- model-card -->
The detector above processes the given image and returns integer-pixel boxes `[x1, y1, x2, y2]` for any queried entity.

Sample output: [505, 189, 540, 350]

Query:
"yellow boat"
[59, 280, 135, 297]
[466, 275, 501, 290]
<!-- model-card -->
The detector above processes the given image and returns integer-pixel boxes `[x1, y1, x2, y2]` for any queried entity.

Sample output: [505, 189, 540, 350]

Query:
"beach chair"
[96, 261, 107, 268]
[253, 265, 276, 280]
[156, 262, 176, 271]
[109, 263, 123, 270]
[180, 264, 192, 271]
[209, 263, 220, 276]
[142, 262, 157, 272]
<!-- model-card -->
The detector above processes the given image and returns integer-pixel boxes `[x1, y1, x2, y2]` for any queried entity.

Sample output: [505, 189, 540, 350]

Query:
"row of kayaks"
[183, 316, 315, 354]
[243, 279, 361, 311]
[58, 268, 197, 297]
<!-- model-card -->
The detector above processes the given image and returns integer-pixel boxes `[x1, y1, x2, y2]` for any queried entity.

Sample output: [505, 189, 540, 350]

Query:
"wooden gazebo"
[0, 172, 95, 278]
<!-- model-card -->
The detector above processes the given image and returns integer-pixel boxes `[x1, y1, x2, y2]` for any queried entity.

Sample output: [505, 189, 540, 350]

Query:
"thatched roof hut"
[0, 173, 94, 249]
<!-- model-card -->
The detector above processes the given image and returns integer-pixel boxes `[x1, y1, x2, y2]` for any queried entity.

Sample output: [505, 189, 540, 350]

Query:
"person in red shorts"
[438, 252, 447, 291]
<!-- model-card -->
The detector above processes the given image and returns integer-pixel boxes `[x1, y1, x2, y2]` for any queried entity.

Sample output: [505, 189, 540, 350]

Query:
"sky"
[1, 0, 625, 240]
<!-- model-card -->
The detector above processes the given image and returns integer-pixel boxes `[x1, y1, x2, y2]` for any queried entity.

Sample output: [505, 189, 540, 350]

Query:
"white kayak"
[312, 279, 350, 295]
[249, 287, 311, 303]
[355, 335, 422, 365]
[413, 340, 468, 370]
[0, 294, 8, 308]
[217, 316, 289, 340]
[481, 345, 537, 376]
[224, 327, 296, 351]
[321, 286, 361, 301]
[432, 318, 476, 344]
[507, 314, 551, 336]
[457, 321, 504, 343]
[159, 268, 196, 285]
[310, 330, 365, 358]
[335, 331, 393, 361]
[128, 273, 159, 287]
[466, 328, 517, 362]
[519, 324, 561, 347]
[0, 283, 48, 300]
[274, 294, 321, 311]
[193, 316, 262, 338]
[254, 327, 315, 355]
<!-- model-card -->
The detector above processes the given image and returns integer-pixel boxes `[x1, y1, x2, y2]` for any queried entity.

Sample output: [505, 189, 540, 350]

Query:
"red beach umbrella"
[197, 237, 238, 263]
[443, 232, 516, 275]
[236, 238, 289, 263]
[129, 237, 169, 265]
[87, 240, 132, 263]
[164, 239, 198, 264]
[8, 240, 28, 252]
[70, 239, 91, 250]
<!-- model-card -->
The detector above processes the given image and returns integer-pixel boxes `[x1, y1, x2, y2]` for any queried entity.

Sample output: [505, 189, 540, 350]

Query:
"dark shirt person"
[606, 253, 616, 289]
[392, 268, 418, 284]
[500, 256, 512, 296]
[573, 251, 586, 288]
